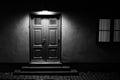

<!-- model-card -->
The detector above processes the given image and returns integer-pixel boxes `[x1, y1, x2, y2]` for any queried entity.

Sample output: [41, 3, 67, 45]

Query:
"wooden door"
[30, 15, 61, 63]
[46, 18, 60, 62]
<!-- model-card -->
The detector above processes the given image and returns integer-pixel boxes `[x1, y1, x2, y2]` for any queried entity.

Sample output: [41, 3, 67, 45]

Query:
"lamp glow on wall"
[33, 10, 58, 15]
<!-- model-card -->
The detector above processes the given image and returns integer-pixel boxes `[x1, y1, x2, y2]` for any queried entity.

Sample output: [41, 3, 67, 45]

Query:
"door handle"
[58, 39, 60, 43]
[42, 39, 46, 45]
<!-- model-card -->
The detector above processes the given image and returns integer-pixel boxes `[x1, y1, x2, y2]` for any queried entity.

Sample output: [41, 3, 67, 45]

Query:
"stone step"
[21, 66, 71, 71]
[14, 69, 78, 75]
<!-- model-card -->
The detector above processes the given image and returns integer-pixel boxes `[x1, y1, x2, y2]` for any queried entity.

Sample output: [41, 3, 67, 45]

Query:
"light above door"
[33, 10, 57, 15]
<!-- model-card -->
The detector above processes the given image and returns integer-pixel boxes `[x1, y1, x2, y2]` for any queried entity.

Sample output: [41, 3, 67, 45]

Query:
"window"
[98, 19, 110, 42]
[98, 19, 120, 43]
[49, 18, 57, 25]
[114, 19, 120, 42]
[34, 18, 41, 25]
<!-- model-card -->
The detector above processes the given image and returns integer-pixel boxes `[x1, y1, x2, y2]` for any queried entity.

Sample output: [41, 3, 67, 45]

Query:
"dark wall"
[62, 11, 120, 63]
[0, 12, 29, 63]
[0, 9, 120, 63]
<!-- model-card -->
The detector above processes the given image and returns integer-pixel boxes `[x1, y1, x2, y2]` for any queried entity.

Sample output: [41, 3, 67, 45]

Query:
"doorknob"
[42, 39, 46, 45]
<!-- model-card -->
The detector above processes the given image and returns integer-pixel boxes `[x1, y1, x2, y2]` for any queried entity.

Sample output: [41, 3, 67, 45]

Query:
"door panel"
[48, 29, 57, 45]
[34, 18, 42, 25]
[33, 48, 43, 58]
[33, 28, 42, 45]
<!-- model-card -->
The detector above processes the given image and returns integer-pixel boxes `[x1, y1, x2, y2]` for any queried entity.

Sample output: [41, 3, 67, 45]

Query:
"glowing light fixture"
[33, 10, 57, 15]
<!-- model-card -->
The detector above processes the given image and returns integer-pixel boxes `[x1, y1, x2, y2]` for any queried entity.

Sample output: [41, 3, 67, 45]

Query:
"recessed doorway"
[29, 11, 61, 64]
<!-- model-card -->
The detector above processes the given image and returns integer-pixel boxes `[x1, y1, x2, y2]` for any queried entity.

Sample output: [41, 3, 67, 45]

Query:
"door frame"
[29, 11, 62, 63]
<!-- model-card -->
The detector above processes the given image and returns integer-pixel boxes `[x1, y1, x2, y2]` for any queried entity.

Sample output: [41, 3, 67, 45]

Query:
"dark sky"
[0, 0, 119, 17]
[0, 0, 118, 11]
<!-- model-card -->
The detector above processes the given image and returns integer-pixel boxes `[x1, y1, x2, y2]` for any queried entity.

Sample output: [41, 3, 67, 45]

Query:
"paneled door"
[30, 15, 61, 63]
